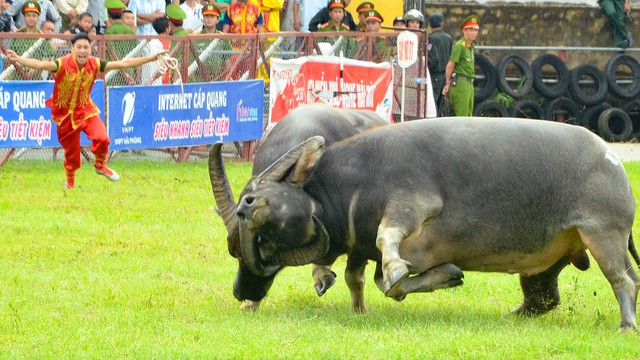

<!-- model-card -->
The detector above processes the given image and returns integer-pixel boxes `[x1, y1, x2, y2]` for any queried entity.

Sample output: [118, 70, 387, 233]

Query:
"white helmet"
[404, 9, 424, 24]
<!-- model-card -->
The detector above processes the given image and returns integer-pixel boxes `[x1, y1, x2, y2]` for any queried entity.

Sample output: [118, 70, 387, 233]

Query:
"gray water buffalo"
[209, 103, 387, 311]
[214, 117, 640, 330]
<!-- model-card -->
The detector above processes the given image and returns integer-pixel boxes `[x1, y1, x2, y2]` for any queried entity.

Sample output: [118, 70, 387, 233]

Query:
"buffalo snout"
[236, 195, 255, 221]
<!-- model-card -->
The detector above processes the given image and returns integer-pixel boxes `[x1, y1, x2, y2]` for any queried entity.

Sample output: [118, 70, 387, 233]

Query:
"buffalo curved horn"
[208, 143, 240, 251]
[271, 215, 331, 266]
[256, 136, 325, 184]
[238, 220, 281, 277]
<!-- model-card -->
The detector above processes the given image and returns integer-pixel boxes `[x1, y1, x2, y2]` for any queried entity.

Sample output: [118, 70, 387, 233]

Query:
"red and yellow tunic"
[228, 1, 262, 34]
[46, 54, 105, 129]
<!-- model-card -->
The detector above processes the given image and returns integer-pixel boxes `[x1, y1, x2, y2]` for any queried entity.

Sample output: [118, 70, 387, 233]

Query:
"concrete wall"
[424, 2, 639, 69]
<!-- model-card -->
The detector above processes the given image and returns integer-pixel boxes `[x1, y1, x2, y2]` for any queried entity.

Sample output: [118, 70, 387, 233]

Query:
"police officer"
[352, 9, 390, 62]
[355, 2, 374, 32]
[167, 3, 189, 36]
[443, 15, 480, 117]
[16, 1, 41, 33]
[105, 0, 134, 35]
[427, 12, 452, 117]
[318, 0, 350, 32]
[199, 4, 225, 34]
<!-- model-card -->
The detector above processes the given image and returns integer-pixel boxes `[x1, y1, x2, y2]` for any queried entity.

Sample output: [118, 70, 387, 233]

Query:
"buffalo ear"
[256, 136, 325, 185]
[290, 137, 325, 186]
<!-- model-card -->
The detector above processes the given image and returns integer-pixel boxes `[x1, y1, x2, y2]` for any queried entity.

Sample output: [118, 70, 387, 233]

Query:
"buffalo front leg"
[384, 263, 464, 301]
[376, 226, 411, 296]
[312, 264, 337, 297]
[344, 253, 369, 313]
[376, 197, 443, 297]
[513, 257, 570, 316]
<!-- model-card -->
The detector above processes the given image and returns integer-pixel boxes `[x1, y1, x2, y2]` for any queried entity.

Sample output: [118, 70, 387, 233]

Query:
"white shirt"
[295, 0, 325, 33]
[180, 2, 203, 33]
[141, 39, 166, 85]
[128, 0, 166, 35]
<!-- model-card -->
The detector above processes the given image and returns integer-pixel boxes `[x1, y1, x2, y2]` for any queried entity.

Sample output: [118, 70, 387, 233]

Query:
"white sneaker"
[95, 165, 120, 181]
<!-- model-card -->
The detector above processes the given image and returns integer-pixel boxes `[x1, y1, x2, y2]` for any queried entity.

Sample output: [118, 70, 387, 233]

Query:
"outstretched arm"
[5, 50, 58, 72]
[104, 51, 167, 71]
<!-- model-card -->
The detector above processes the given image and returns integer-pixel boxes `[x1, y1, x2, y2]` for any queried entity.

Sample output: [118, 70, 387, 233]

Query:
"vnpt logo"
[121, 92, 136, 126]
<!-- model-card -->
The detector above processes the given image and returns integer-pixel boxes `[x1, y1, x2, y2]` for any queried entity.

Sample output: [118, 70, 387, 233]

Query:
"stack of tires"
[472, 53, 640, 142]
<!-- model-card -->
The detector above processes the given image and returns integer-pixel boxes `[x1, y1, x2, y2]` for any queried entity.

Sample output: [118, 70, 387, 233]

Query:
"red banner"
[269, 56, 393, 124]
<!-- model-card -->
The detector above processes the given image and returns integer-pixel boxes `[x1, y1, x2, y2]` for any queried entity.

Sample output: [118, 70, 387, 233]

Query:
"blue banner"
[107, 80, 264, 151]
[0, 80, 105, 148]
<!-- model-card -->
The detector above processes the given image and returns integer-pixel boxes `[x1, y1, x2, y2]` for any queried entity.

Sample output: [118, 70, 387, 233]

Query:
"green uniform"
[318, 22, 354, 56]
[351, 36, 390, 62]
[173, 28, 190, 36]
[11, 29, 54, 80]
[599, 0, 631, 47]
[104, 21, 136, 85]
[105, 21, 134, 35]
[428, 29, 453, 116]
[448, 38, 475, 116]
[192, 30, 232, 82]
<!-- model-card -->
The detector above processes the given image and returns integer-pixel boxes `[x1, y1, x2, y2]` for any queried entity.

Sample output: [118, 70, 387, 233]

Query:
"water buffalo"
[215, 117, 640, 330]
[209, 103, 387, 311]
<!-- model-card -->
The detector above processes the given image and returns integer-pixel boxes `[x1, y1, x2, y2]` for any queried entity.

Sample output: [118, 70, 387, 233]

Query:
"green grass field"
[1, 158, 640, 359]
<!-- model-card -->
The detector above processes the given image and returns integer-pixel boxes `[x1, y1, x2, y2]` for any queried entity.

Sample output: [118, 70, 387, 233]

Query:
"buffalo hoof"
[314, 270, 337, 297]
[239, 300, 260, 311]
[383, 259, 411, 294]
[384, 270, 410, 300]
[511, 302, 553, 317]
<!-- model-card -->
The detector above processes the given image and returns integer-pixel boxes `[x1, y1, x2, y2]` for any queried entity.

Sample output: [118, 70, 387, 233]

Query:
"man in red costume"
[6, 33, 166, 189]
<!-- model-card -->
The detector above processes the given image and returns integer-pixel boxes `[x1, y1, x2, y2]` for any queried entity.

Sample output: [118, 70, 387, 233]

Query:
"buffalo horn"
[239, 222, 281, 277]
[271, 215, 331, 266]
[256, 136, 325, 183]
[208, 143, 240, 249]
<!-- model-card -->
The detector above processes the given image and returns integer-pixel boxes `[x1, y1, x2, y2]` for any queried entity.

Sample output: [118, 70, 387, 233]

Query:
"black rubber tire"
[473, 99, 509, 117]
[597, 107, 632, 142]
[508, 99, 545, 119]
[568, 64, 608, 105]
[604, 54, 640, 100]
[543, 97, 581, 123]
[496, 54, 533, 99]
[620, 100, 640, 139]
[531, 54, 570, 98]
[580, 102, 612, 131]
[474, 54, 498, 102]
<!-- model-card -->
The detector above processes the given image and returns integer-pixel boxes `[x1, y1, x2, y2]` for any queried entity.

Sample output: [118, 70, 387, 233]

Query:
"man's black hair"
[152, 17, 170, 34]
[71, 33, 91, 44]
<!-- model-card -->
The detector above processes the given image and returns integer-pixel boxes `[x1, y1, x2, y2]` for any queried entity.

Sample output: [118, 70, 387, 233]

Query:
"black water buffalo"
[209, 103, 387, 311]
[212, 117, 640, 330]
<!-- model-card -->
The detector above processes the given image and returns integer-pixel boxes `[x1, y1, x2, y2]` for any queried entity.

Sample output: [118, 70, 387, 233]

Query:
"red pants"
[56, 115, 110, 175]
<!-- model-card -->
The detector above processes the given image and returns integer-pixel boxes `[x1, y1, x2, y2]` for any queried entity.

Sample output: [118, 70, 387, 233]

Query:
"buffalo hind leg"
[513, 257, 570, 316]
[312, 264, 337, 297]
[579, 229, 639, 330]
[344, 253, 369, 313]
[385, 263, 464, 301]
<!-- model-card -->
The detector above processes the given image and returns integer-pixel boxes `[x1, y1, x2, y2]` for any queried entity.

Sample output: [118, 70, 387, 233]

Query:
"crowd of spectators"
[0, 1, 416, 83]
